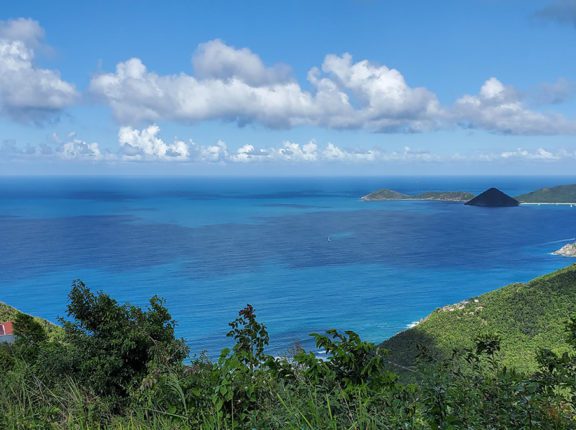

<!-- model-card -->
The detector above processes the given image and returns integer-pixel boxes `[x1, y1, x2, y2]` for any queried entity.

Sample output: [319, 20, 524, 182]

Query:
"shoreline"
[361, 197, 469, 202]
[520, 202, 576, 206]
[362, 199, 576, 205]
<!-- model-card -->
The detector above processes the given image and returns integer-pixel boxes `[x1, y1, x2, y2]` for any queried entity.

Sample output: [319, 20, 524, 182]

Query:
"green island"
[361, 189, 476, 201]
[3, 268, 576, 428]
[362, 184, 576, 205]
[516, 184, 576, 204]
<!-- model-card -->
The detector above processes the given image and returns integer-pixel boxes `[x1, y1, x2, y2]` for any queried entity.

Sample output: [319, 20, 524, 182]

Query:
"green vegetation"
[383, 264, 576, 373]
[1, 301, 62, 339]
[413, 191, 476, 201]
[361, 188, 410, 200]
[361, 189, 475, 201]
[2, 270, 576, 428]
[516, 184, 576, 203]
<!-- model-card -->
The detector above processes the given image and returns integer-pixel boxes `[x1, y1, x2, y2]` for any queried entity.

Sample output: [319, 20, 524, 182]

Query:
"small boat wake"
[540, 237, 576, 245]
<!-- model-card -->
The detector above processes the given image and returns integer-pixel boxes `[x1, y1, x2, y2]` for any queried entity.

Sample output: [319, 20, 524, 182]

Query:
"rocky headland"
[553, 243, 576, 257]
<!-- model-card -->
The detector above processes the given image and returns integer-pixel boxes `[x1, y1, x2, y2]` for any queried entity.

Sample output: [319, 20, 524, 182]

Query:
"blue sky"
[1, 0, 576, 175]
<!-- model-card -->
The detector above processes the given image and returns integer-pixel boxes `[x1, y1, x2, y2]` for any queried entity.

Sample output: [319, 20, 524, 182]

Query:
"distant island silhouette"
[361, 190, 475, 202]
[464, 188, 519, 207]
[362, 184, 576, 206]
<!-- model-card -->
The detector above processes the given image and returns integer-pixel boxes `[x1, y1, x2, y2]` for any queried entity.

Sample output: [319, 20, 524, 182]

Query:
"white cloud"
[3, 124, 576, 166]
[312, 53, 442, 131]
[196, 140, 229, 163]
[0, 18, 77, 122]
[193, 39, 291, 86]
[60, 138, 103, 160]
[118, 125, 190, 160]
[0, 18, 44, 46]
[90, 39, 576, 135]
[90, 56, 317, 128]
[274, 141, 319, 161]
[90, 40, 443, 132]
[498, 147, 576, 161]
[454, 77, 576, 135]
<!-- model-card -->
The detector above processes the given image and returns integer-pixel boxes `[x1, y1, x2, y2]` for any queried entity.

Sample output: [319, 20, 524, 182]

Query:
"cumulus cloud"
[3, 124, 576, 165]
[60, 138, 103, 160]
[90, 40, 443, 132]
[454, 77, 576, 135]
[312, 53, 442, 131]
[536, 0, 576, 27]
[118, 125, 190, 160]
[0, 18, 44, 46]
[193, 39, 291, 86]
[0, 18, 78, 122]
[90, 40, 576, 135]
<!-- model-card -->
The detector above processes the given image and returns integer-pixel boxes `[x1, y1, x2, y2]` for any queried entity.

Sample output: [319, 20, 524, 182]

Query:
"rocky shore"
[553, 243, 576, 257]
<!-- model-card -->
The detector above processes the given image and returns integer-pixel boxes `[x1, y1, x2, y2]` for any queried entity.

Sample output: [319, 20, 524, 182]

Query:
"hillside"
[382, 264, 576, 373]
[0, 302, 61, 338]
[516, 184, 576, 203]
[413, 191, 475, 201]
[361, 189, 410, 201]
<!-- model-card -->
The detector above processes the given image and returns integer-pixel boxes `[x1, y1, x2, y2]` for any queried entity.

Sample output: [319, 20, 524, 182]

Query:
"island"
[516, 184, 576, 204]
[361, 189, 475, 202]
[361, 189, 410, 201]
[464, 187, 519, 207]
[553, 243, 576, 257]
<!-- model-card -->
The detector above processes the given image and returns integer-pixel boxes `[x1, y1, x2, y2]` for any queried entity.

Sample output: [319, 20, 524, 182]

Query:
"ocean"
[1, 176, 576, 357]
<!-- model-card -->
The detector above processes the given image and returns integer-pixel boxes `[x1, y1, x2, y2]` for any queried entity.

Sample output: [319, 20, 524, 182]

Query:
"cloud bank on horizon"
[1, 4, 576, 170]
[3, 123, 576, 166]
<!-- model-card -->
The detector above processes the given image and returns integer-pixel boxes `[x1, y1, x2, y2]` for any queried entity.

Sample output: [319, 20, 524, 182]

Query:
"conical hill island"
[464, 187, 520, 207]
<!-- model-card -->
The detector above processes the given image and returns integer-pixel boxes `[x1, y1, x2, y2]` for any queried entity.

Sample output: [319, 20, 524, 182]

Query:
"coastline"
[362, 199, 576, 205]
[361, 197, 470, 202]
[520, 202, 576, 206]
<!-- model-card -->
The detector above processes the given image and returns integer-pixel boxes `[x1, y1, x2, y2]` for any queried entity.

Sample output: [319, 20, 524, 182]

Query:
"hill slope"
[0, 302, 61, 338]
[383, 264, 576, 373]
[412, 191, 475, 201]
[361, 189, 410, 201]
[516, 184, 576, 203]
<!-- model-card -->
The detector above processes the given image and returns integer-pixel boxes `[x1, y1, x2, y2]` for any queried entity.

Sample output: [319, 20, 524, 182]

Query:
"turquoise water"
[1, 176, 575, 356]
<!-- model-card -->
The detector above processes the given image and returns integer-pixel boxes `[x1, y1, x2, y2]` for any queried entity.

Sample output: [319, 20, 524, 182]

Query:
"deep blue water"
[1, 176, 576, 356]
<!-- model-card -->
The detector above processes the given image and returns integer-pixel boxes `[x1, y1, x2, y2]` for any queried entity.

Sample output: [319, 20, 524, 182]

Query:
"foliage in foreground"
[1, 279, 576, 429]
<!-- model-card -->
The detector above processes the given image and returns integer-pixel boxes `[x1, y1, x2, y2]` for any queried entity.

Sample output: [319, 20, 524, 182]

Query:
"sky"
[1, 0, 576, 175]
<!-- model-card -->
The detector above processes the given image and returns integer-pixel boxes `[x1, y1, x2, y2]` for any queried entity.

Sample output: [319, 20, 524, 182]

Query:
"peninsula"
[516, 184, 576, 204]
[382, 264, 576, 373]
[361, 189, 475, 202]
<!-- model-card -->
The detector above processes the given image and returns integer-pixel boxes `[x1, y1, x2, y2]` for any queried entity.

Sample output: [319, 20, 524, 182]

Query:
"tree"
[60, 280, 188, 402]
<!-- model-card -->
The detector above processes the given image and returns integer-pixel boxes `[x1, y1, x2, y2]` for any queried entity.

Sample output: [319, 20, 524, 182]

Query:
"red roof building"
[0, 321, 15, 344]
